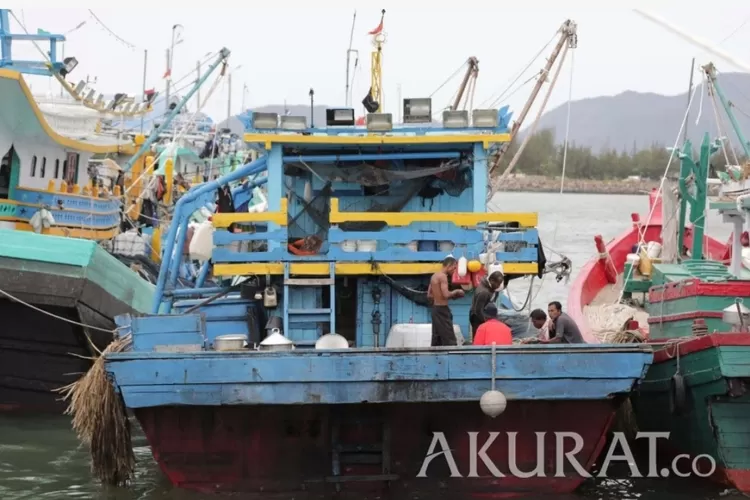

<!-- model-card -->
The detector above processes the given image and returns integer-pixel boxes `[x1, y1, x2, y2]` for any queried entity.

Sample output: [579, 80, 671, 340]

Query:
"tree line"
[492, 129, 747, 180]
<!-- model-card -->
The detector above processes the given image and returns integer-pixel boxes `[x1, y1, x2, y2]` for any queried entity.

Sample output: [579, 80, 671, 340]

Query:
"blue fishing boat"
[0, 9, 234, 412]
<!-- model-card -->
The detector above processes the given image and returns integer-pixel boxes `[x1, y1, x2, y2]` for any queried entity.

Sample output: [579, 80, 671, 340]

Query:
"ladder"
[283, 261, 336, 341]
[327, 414, 398, 489]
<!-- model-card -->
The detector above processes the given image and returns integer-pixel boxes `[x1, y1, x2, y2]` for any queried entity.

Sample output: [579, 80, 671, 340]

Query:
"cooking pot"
[722, 298, 750, 329]
[258, 328, 294, 351]
[214, 334, 248, 351]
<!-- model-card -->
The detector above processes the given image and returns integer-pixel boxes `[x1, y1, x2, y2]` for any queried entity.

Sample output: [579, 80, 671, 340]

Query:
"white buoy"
[480, 390, 507, 418]
[481, 342, 507, 417]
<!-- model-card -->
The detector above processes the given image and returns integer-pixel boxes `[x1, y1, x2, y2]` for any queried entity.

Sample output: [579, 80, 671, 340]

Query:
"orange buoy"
[594, 234, 617, 284]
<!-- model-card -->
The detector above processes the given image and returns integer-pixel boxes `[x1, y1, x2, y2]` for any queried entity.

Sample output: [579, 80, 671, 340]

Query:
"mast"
[450, 57, 479, 111]
[369, 9, 386, 112]
[123, 48, 230, 173]
[683, 58, 695, 144]
[345, 10, 358, 107]
[703, 62, 750, 157]
[488, 19, 577, 177]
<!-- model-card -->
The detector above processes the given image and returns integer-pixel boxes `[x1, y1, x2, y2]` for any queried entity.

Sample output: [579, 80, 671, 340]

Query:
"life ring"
[669, 373, 687, 415]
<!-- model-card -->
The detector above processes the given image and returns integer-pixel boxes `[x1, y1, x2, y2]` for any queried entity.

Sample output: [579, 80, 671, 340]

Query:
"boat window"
[54, 159, 60, 178]
[30, 156, 37, 177]
[40, 158, 47, 178]
[0, 150, 10, 199]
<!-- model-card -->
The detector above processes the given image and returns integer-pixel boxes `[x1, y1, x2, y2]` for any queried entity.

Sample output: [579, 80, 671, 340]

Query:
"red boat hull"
[568, 189, 730, 341]
[136, 400, 621, 497]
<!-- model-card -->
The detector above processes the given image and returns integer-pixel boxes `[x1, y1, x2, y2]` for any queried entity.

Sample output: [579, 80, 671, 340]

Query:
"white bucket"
[626, 253, 640, 265]
[406, 241, 418, 252]
[439, 241, 455, 252]
[646, 241, 662, 259]
[357, 240, 377, 252]
[341, 240, 357, 252]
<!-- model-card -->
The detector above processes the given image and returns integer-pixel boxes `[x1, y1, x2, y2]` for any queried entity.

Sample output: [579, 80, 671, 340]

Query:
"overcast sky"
[7, 2, 750, 123]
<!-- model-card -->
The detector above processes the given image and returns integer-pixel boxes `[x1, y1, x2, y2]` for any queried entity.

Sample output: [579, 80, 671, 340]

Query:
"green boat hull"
[632, 335, 750, 491]
[0, 229, 154, 412]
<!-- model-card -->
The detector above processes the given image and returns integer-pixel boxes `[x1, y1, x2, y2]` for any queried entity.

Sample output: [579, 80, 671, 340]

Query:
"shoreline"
[497, 175, 720, 196]
[497, 175, 657, 195]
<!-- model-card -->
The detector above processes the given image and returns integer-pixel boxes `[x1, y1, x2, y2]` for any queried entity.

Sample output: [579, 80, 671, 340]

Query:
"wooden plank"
[285, 278, 334, 286]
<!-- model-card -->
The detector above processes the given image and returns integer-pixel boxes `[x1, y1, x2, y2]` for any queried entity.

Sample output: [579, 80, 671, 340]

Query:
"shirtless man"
[428, 256, 465, 346]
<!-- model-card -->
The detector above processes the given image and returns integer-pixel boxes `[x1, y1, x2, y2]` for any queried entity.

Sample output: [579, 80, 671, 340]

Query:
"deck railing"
[210, 198, 539, 276]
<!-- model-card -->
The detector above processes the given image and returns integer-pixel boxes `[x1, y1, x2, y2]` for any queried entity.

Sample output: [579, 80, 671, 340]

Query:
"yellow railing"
[212, 198, 289, 228]
[329, 198, 537, 227]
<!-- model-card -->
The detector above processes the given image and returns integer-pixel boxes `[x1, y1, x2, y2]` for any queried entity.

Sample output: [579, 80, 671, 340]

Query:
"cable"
[559, 49, 574, 194]
[0, 287, 115, 333]
[87, 10, 139, 50]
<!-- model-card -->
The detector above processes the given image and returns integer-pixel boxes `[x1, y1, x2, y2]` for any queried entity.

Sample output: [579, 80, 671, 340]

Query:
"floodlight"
[366, 113, 393, 132]
[326, 108, 355, 126]
[443, 110, 469, 128]
[403, 98, 432, 124]
[472, 109, 499, 128]
[251, 112, 279, 130]
[280, 115, 307, 131]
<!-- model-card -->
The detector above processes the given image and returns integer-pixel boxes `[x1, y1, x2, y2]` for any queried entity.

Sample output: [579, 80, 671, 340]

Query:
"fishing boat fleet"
[2, 6, 749, 499]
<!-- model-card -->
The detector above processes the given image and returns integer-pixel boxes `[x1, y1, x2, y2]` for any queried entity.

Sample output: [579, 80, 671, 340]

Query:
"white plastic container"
[457, 256, 468, 277]
[406, 241, 418, 252]
[439, 241, 455, 252]
[341, 240, 357, 252]
[385, 323, 464, 348]
[356, 240, 377, 252]
[488, 261, 504, 276]
[189, 221, 215, 262]
[646, 241, 662, 259]
[626, 253, 640, 265]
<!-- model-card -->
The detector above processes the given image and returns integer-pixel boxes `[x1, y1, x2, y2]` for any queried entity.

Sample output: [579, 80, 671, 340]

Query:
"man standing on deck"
[469, 271, 504, 335]
[428, 256, 465, 346]
[540, 301, 585, 344]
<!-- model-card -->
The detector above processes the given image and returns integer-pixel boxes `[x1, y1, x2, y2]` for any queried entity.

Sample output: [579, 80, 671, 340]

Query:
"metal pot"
[214, 334, 248, 351]
[258, 328, 294, 351]
[722, 298, 750, 329]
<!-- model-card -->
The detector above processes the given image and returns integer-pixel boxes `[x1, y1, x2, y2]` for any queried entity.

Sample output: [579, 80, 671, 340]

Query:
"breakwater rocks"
[496, 175, 720, 196]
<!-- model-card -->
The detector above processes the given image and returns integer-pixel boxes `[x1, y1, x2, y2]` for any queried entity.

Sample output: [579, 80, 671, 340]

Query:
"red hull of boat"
[136, 400, 620, 497]
[568, 189, 730, 341]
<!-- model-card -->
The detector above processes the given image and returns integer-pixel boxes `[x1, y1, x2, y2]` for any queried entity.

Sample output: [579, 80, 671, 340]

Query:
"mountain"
[528, 72, 750, 153]
[226, 72, 750, 154]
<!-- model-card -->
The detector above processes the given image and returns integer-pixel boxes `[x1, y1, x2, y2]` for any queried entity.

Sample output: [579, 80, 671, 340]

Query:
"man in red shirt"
[472, 303, 512, 346]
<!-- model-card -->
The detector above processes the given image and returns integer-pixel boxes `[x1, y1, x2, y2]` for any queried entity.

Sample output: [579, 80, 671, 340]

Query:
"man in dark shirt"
[544, 301, 585, 344]
[469, 271, 504, 335]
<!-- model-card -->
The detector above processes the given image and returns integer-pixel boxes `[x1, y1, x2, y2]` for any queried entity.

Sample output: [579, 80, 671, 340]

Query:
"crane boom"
[488, 20, 577, 177]
[451, 57, 479, 111]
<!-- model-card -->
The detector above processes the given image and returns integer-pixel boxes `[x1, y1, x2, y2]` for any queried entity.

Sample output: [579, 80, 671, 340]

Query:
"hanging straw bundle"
[56, 334, 135, 486]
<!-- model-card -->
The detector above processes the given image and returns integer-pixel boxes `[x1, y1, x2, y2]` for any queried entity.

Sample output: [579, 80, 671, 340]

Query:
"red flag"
[368, 20, 383, 35]
[163, 68, 171, 79]
[368, 10, 385, 35]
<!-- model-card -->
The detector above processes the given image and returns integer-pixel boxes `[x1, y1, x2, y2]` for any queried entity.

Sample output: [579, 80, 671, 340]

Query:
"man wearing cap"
[472, 303, 512, 346]
[469, 270, 505, 335]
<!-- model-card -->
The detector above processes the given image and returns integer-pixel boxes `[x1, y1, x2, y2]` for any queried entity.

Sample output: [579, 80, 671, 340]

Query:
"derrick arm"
[488, 20, 577, 177]
[703, 62, 750, 158]
[451, 57, 479, 111]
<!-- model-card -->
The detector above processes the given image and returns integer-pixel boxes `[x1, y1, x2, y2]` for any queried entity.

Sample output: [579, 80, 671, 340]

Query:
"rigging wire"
[429, 60, 469, 98]
[87, 10, 139, 51]
[559, 49, 574, 195]
[615, 79, 701, 304]
[478, 31, 558, 109]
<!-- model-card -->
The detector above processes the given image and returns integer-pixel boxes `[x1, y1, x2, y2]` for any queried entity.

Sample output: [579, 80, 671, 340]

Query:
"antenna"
[345, 10, 358, 107]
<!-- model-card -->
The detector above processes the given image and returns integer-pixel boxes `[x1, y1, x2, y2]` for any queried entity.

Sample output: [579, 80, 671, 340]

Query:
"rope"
[429, 60, 468, 98]
[615, 79, 700, 304]
[479, 31, 558, 109]
[494, 43, 570, 184]
[559, 49, 574, 194]
[87, 10, 139, 50]
[0, 287, 115, 333]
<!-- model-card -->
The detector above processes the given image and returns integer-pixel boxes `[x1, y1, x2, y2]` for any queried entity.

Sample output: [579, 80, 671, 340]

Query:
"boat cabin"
[144, 102, 545, 350]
